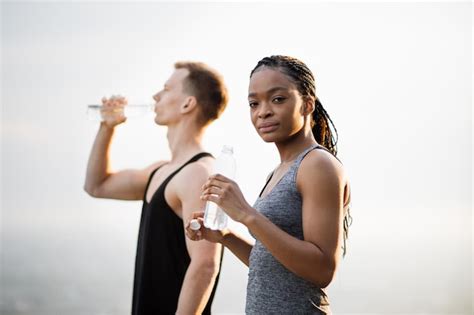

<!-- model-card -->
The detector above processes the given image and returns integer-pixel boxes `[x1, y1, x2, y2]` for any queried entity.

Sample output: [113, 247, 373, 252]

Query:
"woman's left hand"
[201, 174, 255, 224]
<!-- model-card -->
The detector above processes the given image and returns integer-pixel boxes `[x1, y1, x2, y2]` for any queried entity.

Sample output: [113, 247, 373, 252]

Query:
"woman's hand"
[201, 174, 256, 225]
[100, 95, 127, 127]
[185, 211, 228, 243]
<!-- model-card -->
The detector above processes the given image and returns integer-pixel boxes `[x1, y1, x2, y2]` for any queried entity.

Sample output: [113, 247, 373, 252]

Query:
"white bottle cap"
[222, 145, 234, 154]
[190, 219, 201, 230]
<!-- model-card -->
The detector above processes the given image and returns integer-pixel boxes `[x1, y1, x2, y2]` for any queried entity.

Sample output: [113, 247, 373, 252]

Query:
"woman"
[186, 55, 352, 314]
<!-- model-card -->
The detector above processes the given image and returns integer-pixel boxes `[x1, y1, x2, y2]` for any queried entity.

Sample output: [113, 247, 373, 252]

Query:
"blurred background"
[1, 1, 472, 314]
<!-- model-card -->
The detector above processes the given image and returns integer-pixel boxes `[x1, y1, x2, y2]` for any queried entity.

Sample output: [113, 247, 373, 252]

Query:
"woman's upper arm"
[297, 151, 346, 262]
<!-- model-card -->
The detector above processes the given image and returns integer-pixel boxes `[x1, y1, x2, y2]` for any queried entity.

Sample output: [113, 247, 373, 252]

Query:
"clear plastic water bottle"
[86, 104, 154, 121]
[204, 145, 236, 230]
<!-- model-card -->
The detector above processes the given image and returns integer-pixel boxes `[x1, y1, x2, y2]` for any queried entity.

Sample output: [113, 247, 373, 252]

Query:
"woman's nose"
[258, 103, 273, 119]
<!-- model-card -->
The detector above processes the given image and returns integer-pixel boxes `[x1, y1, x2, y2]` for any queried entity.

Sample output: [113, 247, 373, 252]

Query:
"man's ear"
[181, 96, 198, 114]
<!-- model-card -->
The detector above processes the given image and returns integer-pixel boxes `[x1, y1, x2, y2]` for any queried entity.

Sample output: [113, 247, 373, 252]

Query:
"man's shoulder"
[174, 157, 213, 185]
[181, 158, 213, 178]
[172, 158, 213, 199]
[144, 160, 169, 172]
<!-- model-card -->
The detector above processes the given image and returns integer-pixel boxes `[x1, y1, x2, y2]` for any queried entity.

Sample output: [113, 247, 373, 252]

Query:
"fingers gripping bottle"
[204, 145, 236, 230]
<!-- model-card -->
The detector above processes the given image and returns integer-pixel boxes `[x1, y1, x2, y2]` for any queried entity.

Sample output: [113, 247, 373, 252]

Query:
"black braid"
[251, 55, 352, 256]
[313, 98, 339, 156]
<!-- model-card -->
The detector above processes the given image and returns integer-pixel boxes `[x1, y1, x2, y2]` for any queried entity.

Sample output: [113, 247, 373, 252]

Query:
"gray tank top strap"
[294, 143, 321, 164]
[288, 143, 321, 183]
[289, 143, 343, 182]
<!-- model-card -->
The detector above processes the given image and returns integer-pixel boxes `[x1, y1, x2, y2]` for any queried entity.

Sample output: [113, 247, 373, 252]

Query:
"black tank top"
[132, 152, 220, 315]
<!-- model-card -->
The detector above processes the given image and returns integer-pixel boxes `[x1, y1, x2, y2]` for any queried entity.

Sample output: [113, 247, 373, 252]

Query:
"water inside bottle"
[86, 104, 154, 120]
[204, 201, 228, 230]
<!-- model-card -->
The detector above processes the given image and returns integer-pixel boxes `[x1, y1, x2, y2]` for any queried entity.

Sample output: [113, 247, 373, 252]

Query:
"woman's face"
[248, 67, 307, 143]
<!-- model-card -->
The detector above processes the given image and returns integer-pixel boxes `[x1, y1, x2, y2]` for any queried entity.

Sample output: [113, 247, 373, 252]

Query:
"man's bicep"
[178, 163, 211, 214]
[98, 161, 165, 200]
[181, 190, 221, 261]
[179, 165, 218, 257]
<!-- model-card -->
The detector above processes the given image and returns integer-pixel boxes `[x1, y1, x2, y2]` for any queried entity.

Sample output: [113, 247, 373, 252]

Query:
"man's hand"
[101, 95, 127, 127]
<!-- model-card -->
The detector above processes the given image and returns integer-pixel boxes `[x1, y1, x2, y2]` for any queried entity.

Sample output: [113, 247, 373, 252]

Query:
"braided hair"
[250, 55, 352, 256]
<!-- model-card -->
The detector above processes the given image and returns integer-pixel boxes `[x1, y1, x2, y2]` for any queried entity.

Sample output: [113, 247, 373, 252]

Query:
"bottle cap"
[190, 219, 201, 230]
[222, 145, 234, 154]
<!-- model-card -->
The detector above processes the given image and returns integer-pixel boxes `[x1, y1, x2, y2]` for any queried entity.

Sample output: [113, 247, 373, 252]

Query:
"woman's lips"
[258, 122, 279, 133]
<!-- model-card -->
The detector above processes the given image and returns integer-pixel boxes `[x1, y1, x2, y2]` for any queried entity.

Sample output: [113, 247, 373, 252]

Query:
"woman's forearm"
[244, 211, 334, 287]
[220, 230, 254, 266]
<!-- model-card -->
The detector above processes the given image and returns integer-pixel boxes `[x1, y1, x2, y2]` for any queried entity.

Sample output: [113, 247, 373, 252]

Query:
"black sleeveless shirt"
[132, 152, 220, 315]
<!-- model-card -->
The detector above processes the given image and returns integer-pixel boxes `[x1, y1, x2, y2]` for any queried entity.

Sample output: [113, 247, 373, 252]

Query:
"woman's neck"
[275, 128, 317, 164]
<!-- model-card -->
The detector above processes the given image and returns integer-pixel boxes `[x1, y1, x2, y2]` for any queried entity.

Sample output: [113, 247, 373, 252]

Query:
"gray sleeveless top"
[246, 144, 332, 315]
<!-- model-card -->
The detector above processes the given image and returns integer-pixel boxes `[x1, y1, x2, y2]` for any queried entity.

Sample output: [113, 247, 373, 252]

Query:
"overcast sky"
[1, 1, 472, 314]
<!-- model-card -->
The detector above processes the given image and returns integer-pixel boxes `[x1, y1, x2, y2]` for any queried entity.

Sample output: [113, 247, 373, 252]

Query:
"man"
[84, 61, 228, 314]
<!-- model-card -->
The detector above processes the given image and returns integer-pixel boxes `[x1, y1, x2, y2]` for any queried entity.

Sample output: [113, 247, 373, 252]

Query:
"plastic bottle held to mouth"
[203, 145, 236, 230]
[86, 104, 154, 121]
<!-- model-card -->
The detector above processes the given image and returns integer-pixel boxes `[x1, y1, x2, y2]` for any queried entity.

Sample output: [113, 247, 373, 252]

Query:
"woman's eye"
[273, 97, 286, 103]
[249, 101, 258, 108]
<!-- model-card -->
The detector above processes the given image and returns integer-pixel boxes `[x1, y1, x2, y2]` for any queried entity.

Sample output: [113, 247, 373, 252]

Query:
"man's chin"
[154, 117, 166, 126]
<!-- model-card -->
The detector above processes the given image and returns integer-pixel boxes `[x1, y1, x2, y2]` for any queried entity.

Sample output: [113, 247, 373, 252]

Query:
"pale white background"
[1, 1, 472, 314]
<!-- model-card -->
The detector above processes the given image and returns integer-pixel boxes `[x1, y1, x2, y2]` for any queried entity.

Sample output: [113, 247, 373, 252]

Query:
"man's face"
[152, 68, 190, 126]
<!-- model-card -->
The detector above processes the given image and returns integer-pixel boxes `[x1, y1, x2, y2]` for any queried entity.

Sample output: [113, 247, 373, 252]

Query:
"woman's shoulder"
[297, 147, 348, 185]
